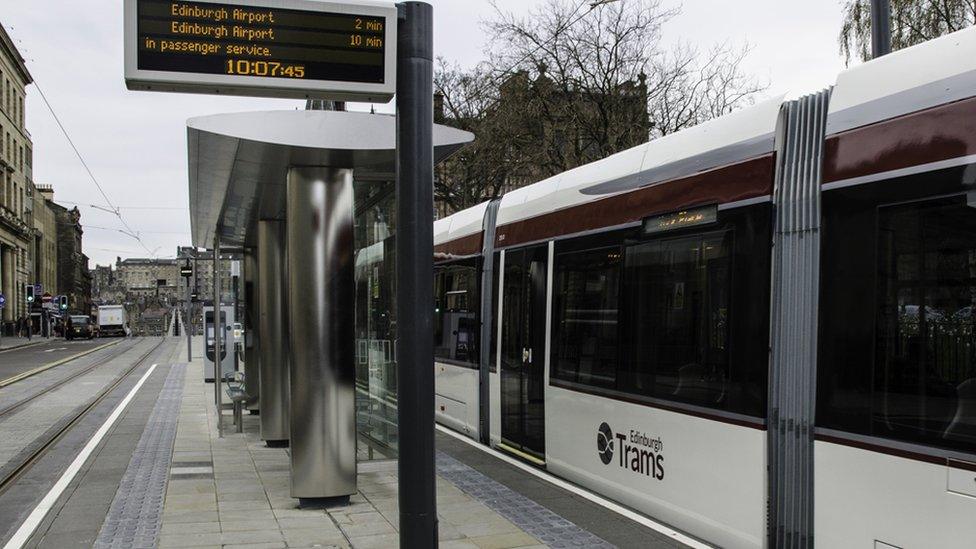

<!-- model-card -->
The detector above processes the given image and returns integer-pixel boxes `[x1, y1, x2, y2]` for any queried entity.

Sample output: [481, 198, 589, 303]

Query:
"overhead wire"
[3, 22, 158, 258]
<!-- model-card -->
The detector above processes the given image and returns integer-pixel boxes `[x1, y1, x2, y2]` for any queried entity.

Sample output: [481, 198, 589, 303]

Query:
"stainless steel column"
[286, 167, 356, 501]
[243, 250, 260, 410]
[258, 220, 289, 445]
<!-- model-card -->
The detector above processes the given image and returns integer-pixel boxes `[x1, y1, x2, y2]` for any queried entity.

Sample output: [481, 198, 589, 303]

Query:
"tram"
[432, 26, 976, 548]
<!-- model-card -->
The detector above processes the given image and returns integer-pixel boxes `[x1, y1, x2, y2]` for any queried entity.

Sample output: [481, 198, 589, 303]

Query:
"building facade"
[115, 258, 180, 295]
[177, 246, 235, 304]
[51, 202, 92, 313]
[90, 264, 114, 299]
[0, 25, 34, 331]
[32, 184, 58, 299]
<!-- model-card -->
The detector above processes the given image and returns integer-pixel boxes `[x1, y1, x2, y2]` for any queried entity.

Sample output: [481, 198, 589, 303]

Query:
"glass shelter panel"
[354, 179, 398, 458]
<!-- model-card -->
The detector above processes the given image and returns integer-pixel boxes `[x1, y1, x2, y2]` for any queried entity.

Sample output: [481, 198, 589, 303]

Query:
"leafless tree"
[840, 0, 976, 63]
[434, 0, 767, 214]
[434, 60, 538, 213]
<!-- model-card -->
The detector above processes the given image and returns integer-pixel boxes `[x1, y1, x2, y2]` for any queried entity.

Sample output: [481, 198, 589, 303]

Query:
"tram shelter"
[187, 108, 472, 502]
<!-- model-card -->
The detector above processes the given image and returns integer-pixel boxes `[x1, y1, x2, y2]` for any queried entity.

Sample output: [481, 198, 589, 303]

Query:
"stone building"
[0, 25, 34, 331]
[90, 264, 114, 300]
[177, 246, 235, 304]
[50, 202, 92, 314]
[115, 257, 181, 301]
[32, 184, 58, 299]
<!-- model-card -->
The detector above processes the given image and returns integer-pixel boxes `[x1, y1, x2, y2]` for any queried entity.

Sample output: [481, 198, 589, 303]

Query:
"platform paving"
[157, 353, 554, 549]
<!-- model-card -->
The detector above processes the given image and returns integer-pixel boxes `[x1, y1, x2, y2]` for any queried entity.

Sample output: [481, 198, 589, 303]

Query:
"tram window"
[551, 247, 621, 389]
[819, 194, 976, 451]
[623, 231, 733, 408]
[434, 259, 480, 368]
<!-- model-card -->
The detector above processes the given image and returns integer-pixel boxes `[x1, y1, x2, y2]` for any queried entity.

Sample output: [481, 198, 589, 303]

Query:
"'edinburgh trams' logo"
[597, 422, 614, 464]
[597, 422, 665, 481]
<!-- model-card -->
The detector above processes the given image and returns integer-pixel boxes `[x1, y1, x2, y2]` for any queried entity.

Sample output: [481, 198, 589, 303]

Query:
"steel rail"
[0, 339, 142, 418]
[0, 337, 167, 497]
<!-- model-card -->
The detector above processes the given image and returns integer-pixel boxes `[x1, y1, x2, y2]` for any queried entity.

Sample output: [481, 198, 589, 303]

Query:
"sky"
[1, 0, 849, 268]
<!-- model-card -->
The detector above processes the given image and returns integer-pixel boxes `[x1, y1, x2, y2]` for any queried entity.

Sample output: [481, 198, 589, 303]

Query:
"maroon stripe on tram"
[495, 154, 775, 249]
[434, 231, 484, 260]
[824, 94, 976, 184]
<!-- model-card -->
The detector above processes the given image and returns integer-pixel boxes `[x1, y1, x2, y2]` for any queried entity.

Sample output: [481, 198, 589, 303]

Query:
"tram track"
[0, 338, 141, 416]
[0, 337, 167, 498]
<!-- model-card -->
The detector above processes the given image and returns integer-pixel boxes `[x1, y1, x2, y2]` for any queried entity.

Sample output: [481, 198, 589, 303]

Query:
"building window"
[551, 246, 621, 389]
[819, 193, 976, 452]
[433, 258, 480, 367]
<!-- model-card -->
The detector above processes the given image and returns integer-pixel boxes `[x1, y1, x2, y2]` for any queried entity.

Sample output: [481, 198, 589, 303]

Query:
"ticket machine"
[204, 304, 237, 382]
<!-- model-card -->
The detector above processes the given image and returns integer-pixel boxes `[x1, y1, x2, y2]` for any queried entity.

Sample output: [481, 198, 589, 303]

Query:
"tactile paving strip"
[436, 451, 615, 549]
[94, 363, 186, 549]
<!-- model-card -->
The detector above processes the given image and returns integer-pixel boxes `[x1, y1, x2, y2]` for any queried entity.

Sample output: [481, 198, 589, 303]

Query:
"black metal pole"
[396, 2, 437, 548]
[871, 0, 892, 58]
[186, 276, 192, 360]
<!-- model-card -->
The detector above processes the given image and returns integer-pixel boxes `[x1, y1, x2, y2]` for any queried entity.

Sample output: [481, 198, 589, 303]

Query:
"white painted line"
[43, 348, 67, 353]
[170, 466, 212, 475]
[2, 364, 159, 549]
[436, 424, 711, 549]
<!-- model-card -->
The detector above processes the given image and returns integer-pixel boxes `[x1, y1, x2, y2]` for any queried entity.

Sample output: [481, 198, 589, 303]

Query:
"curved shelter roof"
[188, 110, 474, 247]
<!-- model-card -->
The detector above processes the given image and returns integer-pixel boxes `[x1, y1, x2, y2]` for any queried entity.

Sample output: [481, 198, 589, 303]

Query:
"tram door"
[500, 245, 548, 460]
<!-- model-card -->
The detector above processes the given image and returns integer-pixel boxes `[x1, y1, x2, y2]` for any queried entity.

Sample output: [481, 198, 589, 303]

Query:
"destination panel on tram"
[124, 0, 397, 101]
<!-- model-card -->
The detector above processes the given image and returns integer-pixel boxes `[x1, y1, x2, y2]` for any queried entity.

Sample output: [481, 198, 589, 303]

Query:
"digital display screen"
[135, 0, 387, 85]
[642, 205, 719, 235]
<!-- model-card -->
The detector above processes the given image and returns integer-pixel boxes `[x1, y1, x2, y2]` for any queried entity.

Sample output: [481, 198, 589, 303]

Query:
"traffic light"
[59, 295, 68, 311]
[25, 285, 35, 304]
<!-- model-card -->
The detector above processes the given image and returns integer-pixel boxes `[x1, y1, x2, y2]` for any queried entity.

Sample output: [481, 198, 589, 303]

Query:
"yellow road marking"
[0, 340, 124, 388]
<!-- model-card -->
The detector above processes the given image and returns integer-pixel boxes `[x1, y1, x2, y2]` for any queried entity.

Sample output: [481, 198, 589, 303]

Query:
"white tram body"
[433, 26, 976, 549]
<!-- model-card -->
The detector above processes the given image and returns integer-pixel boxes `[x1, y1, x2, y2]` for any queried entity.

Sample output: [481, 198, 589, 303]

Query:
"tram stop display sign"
[124, 0, 398, 101]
